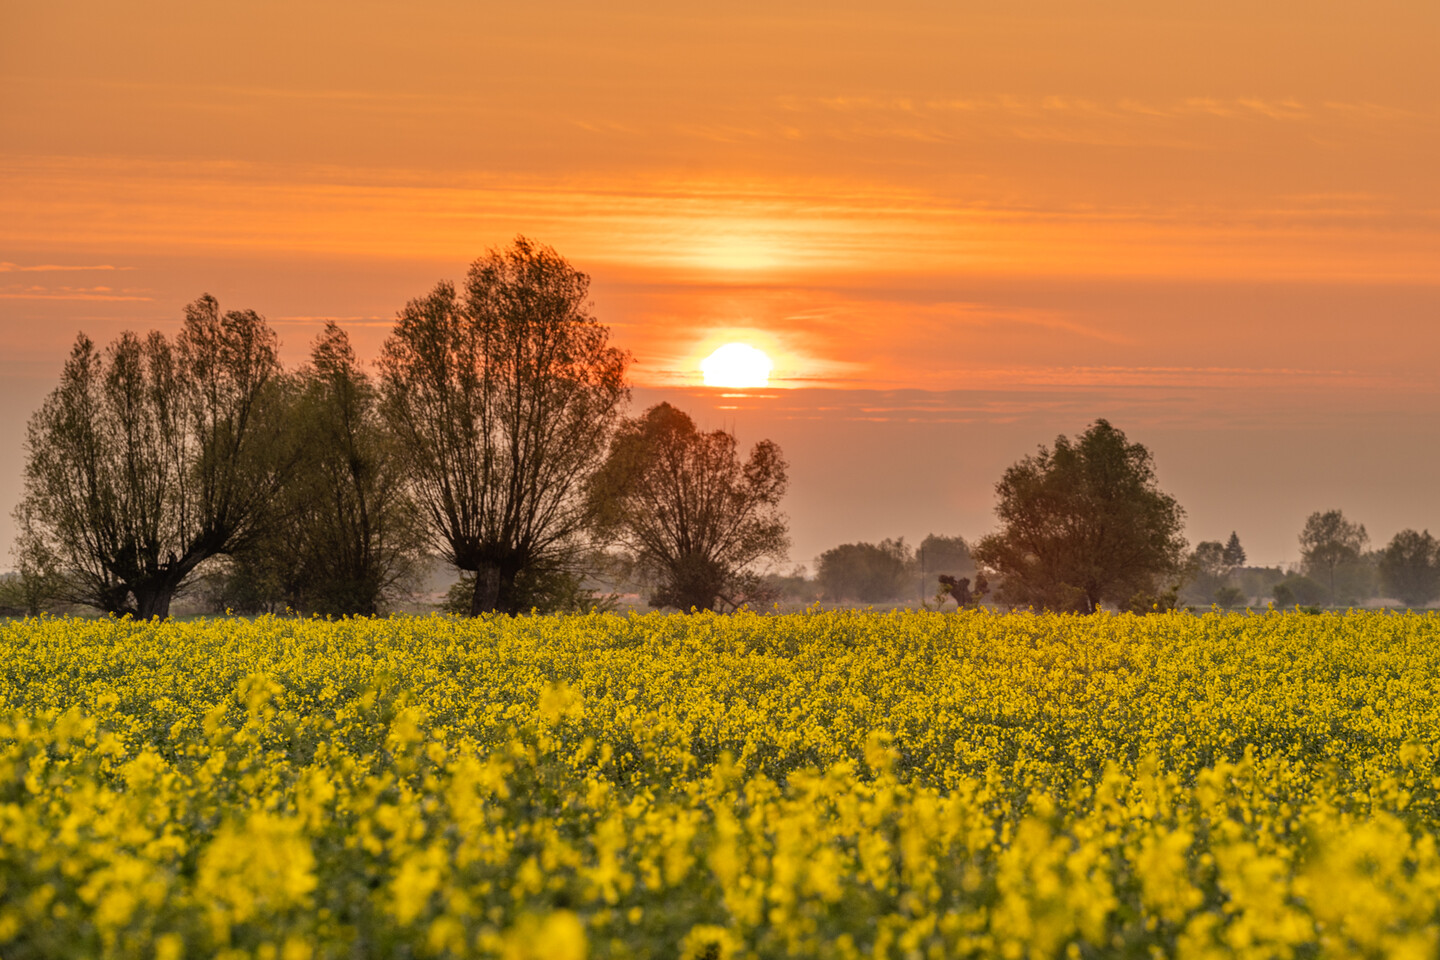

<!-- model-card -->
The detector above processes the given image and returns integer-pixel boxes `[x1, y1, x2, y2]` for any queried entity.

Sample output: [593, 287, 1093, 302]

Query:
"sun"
[701, 343, 772, 388]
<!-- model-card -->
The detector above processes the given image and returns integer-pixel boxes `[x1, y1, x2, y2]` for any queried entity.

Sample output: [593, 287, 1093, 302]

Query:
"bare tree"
[379, 237, 629, 614]
[589, 402, 788, 611]
[17, 295, 290, 617]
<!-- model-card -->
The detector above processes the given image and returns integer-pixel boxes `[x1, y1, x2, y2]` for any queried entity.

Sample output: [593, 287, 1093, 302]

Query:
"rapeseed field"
[3, 610, 1439, 958]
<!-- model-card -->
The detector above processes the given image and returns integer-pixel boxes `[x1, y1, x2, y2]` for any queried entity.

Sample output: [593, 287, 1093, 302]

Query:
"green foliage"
[1223, 531, 1246, 568]
[974, 419, 1187, 613]
[1212, 584, 1246, 610]
[1123, 582, 1181, 614]
[916, 533, 975, 601]
[761, 566, 821, 606]
[218, 323, 425, 616]
[2, 504, 73, 616]
[1182, 534, 1250, 607]
[1233, 565, 1286, 603]
[1183, 540, 1233, 604]
[937, 573, 988, 609]
[442, 559, 618, 615]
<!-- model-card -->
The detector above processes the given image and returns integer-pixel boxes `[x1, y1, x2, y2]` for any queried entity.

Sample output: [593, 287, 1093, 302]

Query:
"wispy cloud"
[0, 284, 152, 301]
[0, 262, 130, 273]
[787, 94, 1423, 125]
[4, 154, 1434, 284]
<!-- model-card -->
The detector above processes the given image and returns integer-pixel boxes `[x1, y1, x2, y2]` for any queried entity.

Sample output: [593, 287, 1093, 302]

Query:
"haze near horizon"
[2, 0, 1438, 571]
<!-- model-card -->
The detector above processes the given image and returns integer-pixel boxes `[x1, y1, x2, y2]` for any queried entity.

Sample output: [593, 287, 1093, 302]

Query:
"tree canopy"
[973, 419, 1187, 613]
[379, 237, 630, 615]
[1223, 531, 1246, 568]
[220, 323, 425, 615]
[17, 296, 291, 618]
[588, 402, 788, 612]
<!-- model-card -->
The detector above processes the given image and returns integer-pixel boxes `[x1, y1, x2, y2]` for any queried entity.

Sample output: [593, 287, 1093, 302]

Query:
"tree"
[442, 553, 617, 615]
[222, 323, 425, 614]
[380, 237, 630, 615]
[1222, 531, 1246, 568]
[1378, 529, 1440, 608]
[3, 501, 72, 615]
[815, 538, 913, 604]
[1184, 535, 1244, 604]
[1298, 509, 1368, 606]
[588, 402, 789, 611]
[1187, 541, 1232, 601]
[973, 419, 1187, 613]
[937, 573, 989, 609]
[17, 295, 290, 618]
[762, 565, 820, 606]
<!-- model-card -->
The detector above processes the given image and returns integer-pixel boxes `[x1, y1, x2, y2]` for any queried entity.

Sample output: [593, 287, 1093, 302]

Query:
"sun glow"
[701, 343, 772, 389]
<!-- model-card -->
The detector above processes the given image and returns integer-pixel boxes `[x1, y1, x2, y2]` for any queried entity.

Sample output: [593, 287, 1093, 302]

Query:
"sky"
[2, 0, 1438, 572]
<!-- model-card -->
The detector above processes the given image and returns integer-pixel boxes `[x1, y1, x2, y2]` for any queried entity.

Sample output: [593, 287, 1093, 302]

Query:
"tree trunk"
[134, 584, 174, 620]
[130, 550, 204, 619]
[471, 563, 502, 616]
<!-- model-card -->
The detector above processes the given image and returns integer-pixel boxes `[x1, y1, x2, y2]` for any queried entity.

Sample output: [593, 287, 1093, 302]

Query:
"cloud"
[0, 262, 130, 273]
[1237, 98, 1309, 121]
[0, 284, 151, 301]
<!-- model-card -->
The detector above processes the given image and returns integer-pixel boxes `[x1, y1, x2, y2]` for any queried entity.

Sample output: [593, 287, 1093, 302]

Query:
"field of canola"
[3, 610, 1440, 960]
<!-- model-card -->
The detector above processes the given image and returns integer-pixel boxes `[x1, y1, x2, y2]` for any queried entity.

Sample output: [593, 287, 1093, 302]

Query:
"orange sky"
[3, 0, 1438, 572]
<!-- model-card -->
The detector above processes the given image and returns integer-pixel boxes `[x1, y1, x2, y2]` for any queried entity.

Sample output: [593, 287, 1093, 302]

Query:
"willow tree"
[588, 402, 789, 612]
[379, 237, 629, 615]
[17, 295, 290, 617]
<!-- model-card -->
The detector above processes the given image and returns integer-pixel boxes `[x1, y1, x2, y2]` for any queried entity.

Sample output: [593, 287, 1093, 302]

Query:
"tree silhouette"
[1222, 531, 1246, 568]
[589, 402, 788, 612]
[222, 323, 425, 614]
[17, 296, 291, 617]
[816, 539, 912, 603]
[380, 238, 629, 614]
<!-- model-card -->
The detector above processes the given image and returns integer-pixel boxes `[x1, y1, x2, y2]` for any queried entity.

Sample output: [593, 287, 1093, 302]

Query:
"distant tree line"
[1183, 510, 1440, 611]
[7, 238, 788, 618]
[790, 421, 1439, 614]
